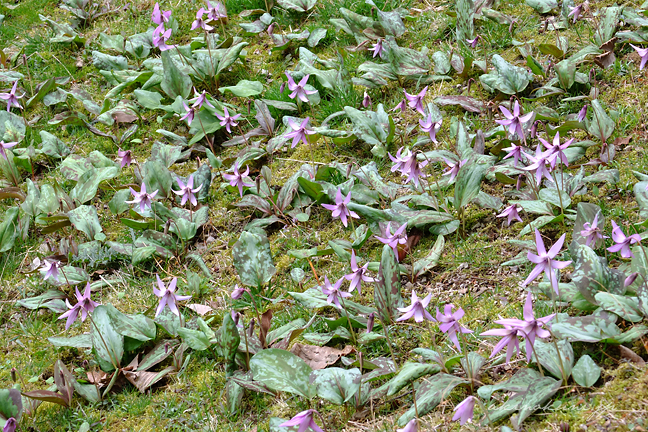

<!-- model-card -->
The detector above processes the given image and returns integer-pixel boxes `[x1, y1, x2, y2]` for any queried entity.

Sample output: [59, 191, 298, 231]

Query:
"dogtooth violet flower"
[396, 291, 434, 322]
[172, 174, 203, 206]
[191, 8, 214, 31]
[231, 285, 248, 300]
[502, 142, 525, 167]
[362, 91, 371, 108]
[0, 81, 23, 112]
[366, 312, 375, 333]
[607, 221, 641, 258]
[223, 163, 253, 197]
[580, 213, 607, 247]
[540, 132, 573, 168]
[321, 188, 359, 227]
[344, 250, 374, 294]
[466, 35, 480, 48]
[419, 114, 442, 143]
[568, 4, 583, 22]
[126, 183, 159, 213]
[371, 38, 385, 58]
[523, 229, 571, 295]
[0, 140, 18, 159]
[117, 148, 133, 168]
[578, 104, 588, 122]
[285, 72, 317, 103]
[190, 88, 214, 110]
[216, 107, 241, 133]
[396, 419, 418, 432]
[42, 257, 62, 281]
[388, 147, 428, 187]
[3, 418, 16, 432]
[436, 304, 472, 352]
[452, 396, 476, 425]
[442, 158, 466, 182]
[152, 3, 171, 25]
[320, 276, 351, 309]
[495, 292, 555, 362]
[152, 24, 174, 51]
[285, 117, 315, 148]
[495, 100, 534, 140]
[497, 204, 523, 226]
[480, 322, 522, 363]
[521, 146, 554, 185]
[404, 86, 428, 114]
[630, 44, 648, 70]
[391, 99, 407, 113]
[375, 222, 408, 261]
[180, 102, 196, 126]
[204, 0, 227, 20]
[278, 409, 324, 432]
[153, 275, 191, 318]
[58, 283, 100, 330]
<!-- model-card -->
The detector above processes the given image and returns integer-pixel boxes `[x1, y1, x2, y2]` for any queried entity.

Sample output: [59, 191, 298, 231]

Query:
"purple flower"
[58, 283, 100, 330]
[344, 250, 374, 294]
[577, 104, 588, 122]
[3, 418, 17, 432]
[523, 230, 571, 294]
[278, 409, 324, 432]
[391, 99, 407, 113]
[126, 183, 159, 213]
[42, 257, 62, 281]
[285, 117, 315, 148]
[568, 4, 583, 23]
[375, 222, 408, 261]
[466, 35, 480, 48]
[205, 0, 227, 20]
[607, 221, 641, 258]
[366, 312, 375, 333]
[495, 101, 534, 140]
[419, 114, 442, 143]
[436, 304, 472, 353]
[580, 213, 607, 247]
[388, 147, 428, 187]
[190, 88, 214, 110]
[371, 38, 385, 58]
[625, 272, 639, 287]
[216, 107, 241, 133]
[496, 292, 555, 362]
[223, 163, 253, 197]
[530, 120, 539, 139]
[404, 86, 428, 114]
[152, 3, 171, 25]
[521, 146, 554, 185]
[497, 204, 523, 226]
[320, 276, 351, 309]
[0, 81, 23, 112]
[452, 396, 476, 425]
[191, 8, 213, 31]
[322, 188, 359, 227]
[285, 72, 317, 103]
[0, 140, 18, 159]
[362, 91, 371, 108]
[502, 143, 524, 167]
[396, 291, 434, 322]
[396, 419, 418, 432]
[180, 102, 196, 126]
[480, 324, 522, 363]
[442, 158, 466, 182]
[117, 148, 133, 168]
[152, 24, 174, 51]
[172, 174, 203, 206]
[231, 284, 247, 299]
[630, 44, 648, 70]
[540, 132, 573, 169]
[153, 275, 192, 318]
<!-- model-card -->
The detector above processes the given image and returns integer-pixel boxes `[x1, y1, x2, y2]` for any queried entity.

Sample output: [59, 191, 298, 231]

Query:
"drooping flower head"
[285, 117, 315, 148]
[223, 163, 253, 197]
[396, 419, 418, 432]
[321, 188, 359, 227]
[577, 104, 588, 122]
[580, 213, 607, 247]
[523, 230, 571, 294]
[0, 140, 18, 159]
[466, 35, 481, 48]
[172, 174, 203, 207]
[568, 4, 583, 23]
[442, 158, 466, 182]
[404, 86, 428, 114]
[278, 409, 324, 432]
[231, 284, 247, 299]
[495, 101, 534, 140]
[497, 204, 523, 226]
[42, 257, 62, 281]
[285, 72, 317, 103]
[607, 221, 641, 258]
[371, 38, 385, 58]
[366, 312, 375, 333]
[391, 99, 407, 113]
[152, 3, 171, 25]
[0, 81, 23, 112]
[480, 323, 522, 363]
[344, 250, 374, 295]
[180, 102, 196, 126]
[375, 222, 408, 261]
[152, 23, 174, 51]
[419, 114, 442, 143]
[190, 88, 214, 110]
[396, 291, 434, 323]
[452, 396, 476, 425]
[521, 146, 554, 185]
[362, 91, 371, 108]
[58, 283, 100, 330]
[191, 8, 213, 31]
[539, 132, 573, 169]
[502, 142, 525, 167]
[205, 0, 227, 21]
[153, 275, 192, 318]
[3, 418, 17, 432]
[388, 147, 428, 187]
[436, 304, 472, 352]
[126, 182, 159, 213]
[117, 148, 133, 168]
[320, 276, 351, 309]
[630, 44, 648, 70]
[216, 106, 241, 133]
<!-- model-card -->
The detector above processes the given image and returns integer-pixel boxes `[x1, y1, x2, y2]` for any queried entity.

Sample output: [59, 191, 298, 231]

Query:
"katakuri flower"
[191, 8, 213, 31]
[442, 158, 466, 182]
[436, 304, 472, 352]
[366, 312, 375, 333]
[344, 250, 374, 294]
[466, 35, 481, 48]
[223, 163, 253, 197]
[0, 140, 18, 159]
[540, 132, 573, 169]
[321, 188, 359, 227]
[523, 230, 571, 294]
[0, 81, 23, 112]
[216, 106, 241, 133]
[278, 409, 324, 432]
[568, 4, 583, 23]
[126, 183, 159, 213]
[172, 174, 203, 207]
[495, 292, 555, 361]
[497, 204, 523, 226]
[3, 418, 17, 432]
[58, 282, 100, 330]
[180, 102, 196, 126]
[630, 44, 648, 70]
[404, 86, 428, 114]
[521, 146, 554, 185]
[480, 323, 522, 363]
[495, 101, 534, 140]
[117, 148, 133, 168]
[190, 88, 214, 110]
[362, 91, 371, 108]
[607, 221, 641, 258]
[371, 38, 385, 58]
[502, 142, 525, 167]
[396, 419, 418, 432]
[396, 291, 434, 322]
[577, 104, 588, 122]
[153, 275, 192, 318]
[42, 257, 62, 281]
[391, 99, 407, 113]
[375, 222, 408, 261]
[285, 117, 315, 148]
[285, 72, 317, 103]
[419, 114, 442, 143]
[320, 276, 351, 309]
[580, 213, 607, 247]
[205, 0, 227, 21]
[152, 24, 174, 51]
[388, 147, 428, 187]
[152, 3, 171, 25]
[452, 396, 476, 425]
[231, 284, 247, 300]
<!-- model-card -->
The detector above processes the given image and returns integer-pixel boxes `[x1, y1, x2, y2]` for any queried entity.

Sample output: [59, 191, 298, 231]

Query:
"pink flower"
[521, 146, 554, 185]
[153, 275, 191, 318]
[362, 91, 371, 108]
[539, 132, 573, 168]
[58, 283, 100, 330]
[285, 72, 317, 103]
[0, 140, 18, 159]
[285, 117, 315, 148]
[404, 86, 428, 114]
[278, 409, 324, 432]
[466, 35, 480, 48]
[371, 38, 385, 58]
[389, 147, 428, 187]
[631, 44, 648, 70]
[580, 213, 607, 247]
[152, 3, 171, 25]
[502, 143, 524, 167]
[126, 182, 159, 213]
[480, 323, 522, 363]
[42, 257, 62, 281]
[191, 8, 213, 31]
[223, 163, 253, 197]
[216, 106, 241, 133]
[321, 188, 359, 227]
[436, 304, 472, 353]
[172, 174, 203, 206]
[442, 158, 466, 182]
[320, 276, 351, 309]
[391, 99, 407, 113]
[419, 114, 442, 143]
[607, 221, 641, 258]
[495, 101, 534, 140]
[497, 204, 523, 226]
[152, 24, 174, 51]
[452, 396, 476, 425]
[190, 88, 214, 110]
[396, 419, 418, 432]
[344, 250, 374, 295]
[117, 148, 133, 168]
[0, 81, 23, 112]
[523, 230, 571, 294]
[577, 104, 588, 122]
[375, 222, 408, 261]
[396, 291, 434, 322]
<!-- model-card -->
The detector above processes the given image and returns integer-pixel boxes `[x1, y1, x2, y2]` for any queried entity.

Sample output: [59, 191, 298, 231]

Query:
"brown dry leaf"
[619, 345, 646, 366]
[186, 303, 214, 316]
[259, 309, 273, 348]
[112, 111, 138, 124]
[290, 343, 353, 370]
[123, 366, 174, 393]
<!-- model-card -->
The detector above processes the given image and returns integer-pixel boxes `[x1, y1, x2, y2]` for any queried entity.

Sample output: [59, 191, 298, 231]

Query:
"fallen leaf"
[186, 303, 214, 316]
[290, 343, 353, 370]
[619, 345, 646, 366]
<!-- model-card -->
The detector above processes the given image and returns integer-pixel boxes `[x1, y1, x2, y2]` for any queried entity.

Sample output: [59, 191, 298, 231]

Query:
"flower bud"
[231, 284, 246, 299]
[10, 368, 16, 383]
[625, 272, 639, 287]
[362, 91, 371, 108]
[366, 312, 375, 333]
[279, 82, 286, 94]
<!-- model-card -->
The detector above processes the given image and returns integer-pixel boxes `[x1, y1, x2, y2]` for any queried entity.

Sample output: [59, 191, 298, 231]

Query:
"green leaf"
[160, 50, 192, 99]
[311, 367, 361, 404]
[0, 388, 22, 422]
[134, 89, 163, 110]
[0, 207, 19, 253]
[219, 80, 263, 97]
[91, 305, 124, 371]
[39, 131, 70, 159]
[375, 245, 404, 323]
[529, 339, 574, 380]
[525, 0, 557, 14]
[307, 28, 327, 47]
[104, 305, 156, 342]
[249, 349, 315, 398]
[585, 99, 615, 143]
[221, 313, 240, 375]
[109, 189, 131, 215]
[397, 373, 467, 426]
[68, 205, 106, 241]
[387, 362, 441, 396]
[510, 375, 561, 428]
[455, 0, 475, 43]
[480, 55, 533, 95]
[232, 230, 276, 288]
[277, 0, 317, 12]
[48, 334, 93, 348]
[571, 354, 600, 387]
[539, 187, 571, 209]
[572, 244, 624, 304]
[92, 50, 128, 71]
[70, 167, 119, 205]
[412, 235, 444, 279]
[343, 104, 393, 157]
[454, 161, 490, 209]
[594, 293, 643, 322]
[216, 42, 248, 75]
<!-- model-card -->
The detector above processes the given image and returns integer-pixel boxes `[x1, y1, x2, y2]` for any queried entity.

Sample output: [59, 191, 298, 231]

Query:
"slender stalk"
[88, 315, 120, 370]
[381, 321, 399, 369]
[411, 382, 420, 424]
[459, 331, 474, 393]
[340, 297, 359, 346]
[242, 317, 251, 370]
[474, 397, 493, 426]
[527, 340, 545, 377]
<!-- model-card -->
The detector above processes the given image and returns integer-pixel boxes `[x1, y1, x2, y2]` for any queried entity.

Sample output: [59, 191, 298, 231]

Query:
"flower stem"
[340, 297, 359, 347]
